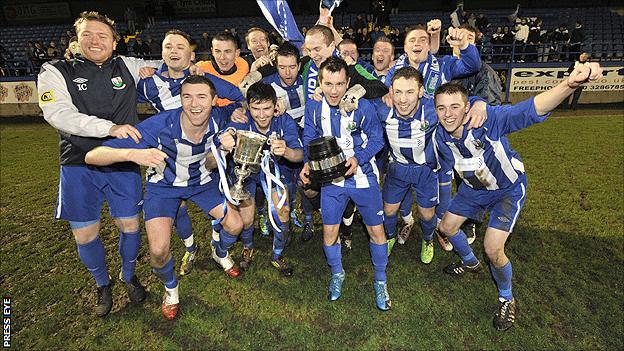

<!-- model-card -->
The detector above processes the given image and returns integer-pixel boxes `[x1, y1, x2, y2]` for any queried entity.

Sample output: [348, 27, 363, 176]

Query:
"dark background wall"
[1, 0, 621, 25]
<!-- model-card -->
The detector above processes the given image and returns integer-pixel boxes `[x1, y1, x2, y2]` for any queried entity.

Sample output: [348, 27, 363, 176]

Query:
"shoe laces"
[498, 298, 513, 318]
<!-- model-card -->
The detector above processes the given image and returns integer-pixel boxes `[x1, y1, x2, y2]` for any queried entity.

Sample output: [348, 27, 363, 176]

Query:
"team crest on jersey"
[472, 139, 485, 149]
[111, 76, 126, 90]
[420, 120, 430, 131]
[346, 120, 357, 132]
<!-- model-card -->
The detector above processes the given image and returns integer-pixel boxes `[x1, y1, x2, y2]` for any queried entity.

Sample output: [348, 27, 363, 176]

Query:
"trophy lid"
[308, 136, 342, 161]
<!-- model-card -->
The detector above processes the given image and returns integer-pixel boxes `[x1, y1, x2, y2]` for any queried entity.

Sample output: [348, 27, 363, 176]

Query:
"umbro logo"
[73, 77, 88, 84]
[376, 210, 384, 216]
[497, 216, 510, 223]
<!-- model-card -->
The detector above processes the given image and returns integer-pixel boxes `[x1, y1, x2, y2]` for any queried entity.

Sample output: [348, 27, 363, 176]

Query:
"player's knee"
[439, 220, 457, 236]
[224, 212, 244, 235]
[115, 216, 140, 233]
[417, 207, 435, 221]
[484, 243, 505, 261]
[150, 248, 170, 268]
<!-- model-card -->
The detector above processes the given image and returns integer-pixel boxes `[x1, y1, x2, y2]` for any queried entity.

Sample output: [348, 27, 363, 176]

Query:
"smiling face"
[276, 54, 300, 86]
[404, 29, 430, 66]
[162, 34, 194, 72]
[249, 99, 276, 133]
[392, 77, 423, 118]
[338, 42, 359, 62]
[180, 83, 216, 127]
[247, 30, 269, 59]
[372, 41, 393, 72]
[434, 92, 470, 137]
[211, 39, 239, 71]
[304, 32, 335, 68]
[319, 67, 349, 106]
[77, 20, 116, 65]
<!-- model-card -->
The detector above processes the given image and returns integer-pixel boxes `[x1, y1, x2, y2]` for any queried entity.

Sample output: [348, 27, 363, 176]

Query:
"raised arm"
[534, 62, 602, 115]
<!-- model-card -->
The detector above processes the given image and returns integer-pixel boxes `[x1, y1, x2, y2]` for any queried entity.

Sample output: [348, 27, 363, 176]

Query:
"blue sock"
[369, 242, 388, 281]
[400, 191, 413, 217]
[447, 230, 478, 265]
[384, 213, 398, 239]
[272, 223, 289, 260]
[77, 236, 110, 287]
[217, 229, 238, 258]
[118, 230, 140, 282]
[420, 215, 438, 241]
[436, 183, 452, 220]
[491, 261, 513, 300]
[152, 257, 178, 289]
[323, 243, 343, 275]
[241, 226, 254, 249]
[174, 204, 196, 252]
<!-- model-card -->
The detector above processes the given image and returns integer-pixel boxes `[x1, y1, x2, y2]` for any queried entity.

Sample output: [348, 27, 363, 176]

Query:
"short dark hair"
[74, 11, 120, 42]
[245, 27, 269, 45]
[459, 23, 480, 38]
[165, 29, 192, 45]
[306, 25, 334, 46]
[404, 24, 429, 41]
[246, 82, 277, 105]
[391, 66, 424, 87]
[212, 31, 239, 49]
[275, 41, 300, 64]
[181, 75, 217, 98]
[434, 82, 468, 105]
[338, 38, 357, 49]
[318, 56, 348, 82]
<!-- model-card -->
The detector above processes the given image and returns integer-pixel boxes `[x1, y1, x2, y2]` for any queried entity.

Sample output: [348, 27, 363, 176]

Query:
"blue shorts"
[448, 175, 528, 233]
[382, 162, 439, 209]
[144, 178, 225, 221]
[55, 164, 142, 222]
[321, 184, 383, 226]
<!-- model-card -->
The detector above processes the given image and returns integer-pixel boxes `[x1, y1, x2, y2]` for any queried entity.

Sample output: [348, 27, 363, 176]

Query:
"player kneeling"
[433, 63, 602, 331]
[86, 75, 243, 320]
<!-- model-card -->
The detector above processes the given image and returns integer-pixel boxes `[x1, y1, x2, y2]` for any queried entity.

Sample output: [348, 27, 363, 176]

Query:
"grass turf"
[1, 110, 622, 350]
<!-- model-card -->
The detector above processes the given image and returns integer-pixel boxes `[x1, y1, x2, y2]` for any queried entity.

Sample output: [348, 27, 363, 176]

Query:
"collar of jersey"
[156, 64, 190, 81]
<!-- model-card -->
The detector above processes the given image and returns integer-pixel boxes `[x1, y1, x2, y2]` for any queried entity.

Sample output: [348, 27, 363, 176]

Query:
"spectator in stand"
[145, 0, 156, 27]
[515, 18, 529, 62]
[564, 52, 590, 110]
[47, 41, 60, 59]
[197, 32, 211, 57]
[58, 37, 69, 56]
[476, 13, 489, 32]
[301, 26, 308, 37]
[526, 18, 542, 63]
[124, 7, 137, 34]
[553, 23, 570, 62]
[147, 37, 160, 57]
[491, 26, 504, 63]
[538, 26, 552, 63]
[390, 0, 399, 15]
[116, 37, 128, 55]
[360, 27, 373, 49]
[569, 20, 585, 61]
[354, 14, 367, 32]
[502, 25, 514, 62]
[371, 25, 383, 43]
[269, 30, 282, 46]
[389, 27, 400, 47]
[467, 13, 477, 28]
[133, 37, 151, 58]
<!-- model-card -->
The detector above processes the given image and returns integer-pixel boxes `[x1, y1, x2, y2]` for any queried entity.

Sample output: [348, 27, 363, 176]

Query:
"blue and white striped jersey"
[374, 99, 438, 169]
[303, 98, 384, 189]
[137, 66, 244, 112]
[433, 97, 549, 191]
[385, 45, 481, 99]
[262, 72, 305, 128]
[104, 105, 235, 187]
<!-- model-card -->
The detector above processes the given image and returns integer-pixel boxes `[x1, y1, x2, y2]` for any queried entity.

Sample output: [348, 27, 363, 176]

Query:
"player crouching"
[86, 75, 244, 320]
[433, 63, 603, 330]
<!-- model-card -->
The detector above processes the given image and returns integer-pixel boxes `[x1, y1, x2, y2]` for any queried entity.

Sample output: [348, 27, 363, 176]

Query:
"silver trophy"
[230, 130, 268, 202]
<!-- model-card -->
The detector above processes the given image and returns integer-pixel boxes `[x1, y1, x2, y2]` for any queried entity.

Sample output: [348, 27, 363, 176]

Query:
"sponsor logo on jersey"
[112, 76, 126, 90]
[39, 90, 55, 104]
[73, 77, 88, 91]
[472, 139, 485, 149]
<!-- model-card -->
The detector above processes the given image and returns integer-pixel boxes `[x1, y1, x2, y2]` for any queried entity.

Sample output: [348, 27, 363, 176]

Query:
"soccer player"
[433, 63, 602, 331]
[371, 36, 395, 81]
[300, 57, 389, 311]
[38, 11, 161, 317]
[197, 31, 250, 87]
[385, 25, 481, 98]
[85, 75, 244, 320]
[337, 38, 375, 74]
[261, 42, 314, 240]
[136, 29, 245, 276]
[227, 82, 303, 276]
